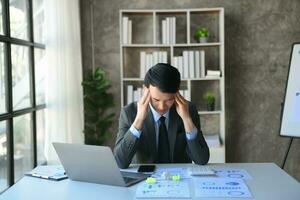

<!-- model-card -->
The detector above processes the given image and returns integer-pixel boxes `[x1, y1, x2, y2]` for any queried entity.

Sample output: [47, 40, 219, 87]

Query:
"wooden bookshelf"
[120, 8, 225, 163]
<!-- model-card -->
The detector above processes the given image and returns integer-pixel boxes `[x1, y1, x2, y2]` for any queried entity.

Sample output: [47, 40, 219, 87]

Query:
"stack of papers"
[25, 165, 67, 181]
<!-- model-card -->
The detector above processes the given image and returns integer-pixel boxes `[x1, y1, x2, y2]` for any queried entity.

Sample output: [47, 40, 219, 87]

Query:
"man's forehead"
[150, 91, 175, 101]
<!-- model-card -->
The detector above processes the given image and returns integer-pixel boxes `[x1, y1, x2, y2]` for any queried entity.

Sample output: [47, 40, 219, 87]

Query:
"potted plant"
[82, 67, 115, 145]
[194, 27, 209, 43]
[203, 92, 215, 111]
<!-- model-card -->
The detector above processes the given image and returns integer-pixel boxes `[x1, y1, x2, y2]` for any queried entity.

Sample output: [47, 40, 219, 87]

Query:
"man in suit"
[114, 63, 209, 168]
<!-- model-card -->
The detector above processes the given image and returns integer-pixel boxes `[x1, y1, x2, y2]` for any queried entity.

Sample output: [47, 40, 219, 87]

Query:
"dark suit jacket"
[113, 102, 209, 168]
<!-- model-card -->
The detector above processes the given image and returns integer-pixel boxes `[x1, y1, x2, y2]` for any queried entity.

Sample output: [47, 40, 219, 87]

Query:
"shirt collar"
[149, 103, 169, 123]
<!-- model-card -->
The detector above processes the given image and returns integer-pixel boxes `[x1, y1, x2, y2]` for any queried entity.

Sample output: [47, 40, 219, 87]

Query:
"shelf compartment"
[123, 81, 144, 105]
[190, 10, 220, 44]
[190, 80, 221, 111]
[155, 11, 187, 45]
[173, 46, 221, 75]
[200, 113, 220, 136]
[122, 47, 170, 78]
[121, 12, 154, 44]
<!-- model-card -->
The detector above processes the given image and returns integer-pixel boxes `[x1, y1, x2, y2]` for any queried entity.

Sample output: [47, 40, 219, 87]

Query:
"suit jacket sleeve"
[113, 104, 138, 168]
[185, 103, 210, 165]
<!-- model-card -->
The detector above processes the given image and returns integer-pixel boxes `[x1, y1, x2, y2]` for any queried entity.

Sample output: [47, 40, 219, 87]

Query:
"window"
[0, 0, 45, 192]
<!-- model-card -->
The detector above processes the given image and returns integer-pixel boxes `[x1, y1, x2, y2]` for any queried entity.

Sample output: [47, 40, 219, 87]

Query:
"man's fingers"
[175, 93, 184, 105]
[144, 91, 151, 104]
[177, 92, 187, 104]
[140, 87, 149, 104]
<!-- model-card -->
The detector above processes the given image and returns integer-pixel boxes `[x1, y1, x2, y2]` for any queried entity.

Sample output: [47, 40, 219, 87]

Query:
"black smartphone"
[137, 165, 156, 173]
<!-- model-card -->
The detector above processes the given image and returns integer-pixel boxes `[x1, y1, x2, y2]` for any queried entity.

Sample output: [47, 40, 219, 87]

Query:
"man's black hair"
[144, 63, 181, 93]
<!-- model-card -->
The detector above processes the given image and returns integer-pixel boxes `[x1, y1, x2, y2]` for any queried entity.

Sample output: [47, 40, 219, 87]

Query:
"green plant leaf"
[82, 67, 115, 146]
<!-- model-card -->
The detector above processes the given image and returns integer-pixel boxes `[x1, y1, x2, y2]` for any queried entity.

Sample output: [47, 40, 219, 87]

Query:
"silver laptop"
[52, 142, 147, 187]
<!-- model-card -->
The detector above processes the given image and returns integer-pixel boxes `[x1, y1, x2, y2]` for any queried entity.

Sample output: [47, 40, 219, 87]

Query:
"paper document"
[136, 179, 191, 198]
[25, 165, 67, 181]
[214, 168, 252, 180]
[194, 177, 252, 198]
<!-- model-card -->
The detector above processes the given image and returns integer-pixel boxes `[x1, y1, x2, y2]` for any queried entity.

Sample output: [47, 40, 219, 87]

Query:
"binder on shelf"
[128, 20, 132, 44]
[183, 51, 189, 78]
[195, 51, 200, 78]
[188, 51, 195, 78]
[122, 17, 128, 44]
[153, 51, 159, 65]
[161, 17, 176, 44]
[162, 20, 166, 44]
[206, 70, 222, 77]
[178, 56, 183, 78]
[127, 85, 133, 105]
[173, 17, 176, 44]
[166, 18, 170, 44]
[200, 50, 206, 78]
[140, 51, 146, 78]
[122, 17, 132, 44]
[173, 56, 178, 68]
[162, 51, 168, 63]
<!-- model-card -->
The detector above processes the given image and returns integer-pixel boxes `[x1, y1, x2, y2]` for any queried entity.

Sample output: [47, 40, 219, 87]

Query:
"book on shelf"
[173, 50, 205, 79]
[177, 56, 183, 78]
[128, 20, 132, 44]
[146, 54, 152, 71]
[206, 70, 221, 77]
[200, 50, 205, 78]
[127, 85, 133, 105]
[162, 17, 176, 44]
[162, 20, 166, 44]
[140, 52, 146, 78]
[127, 85, 143, 104]
[122, 17, 132, 44]
[195, 51, 200, 78]
[171, 17, 176, 44]
[188, 51, 195, 78]
[183, 51, 189, 78]
[140, 51, 168, 78]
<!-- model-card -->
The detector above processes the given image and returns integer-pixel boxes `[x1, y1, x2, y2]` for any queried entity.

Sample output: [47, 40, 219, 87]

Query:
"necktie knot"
[159, 116, 166, 123]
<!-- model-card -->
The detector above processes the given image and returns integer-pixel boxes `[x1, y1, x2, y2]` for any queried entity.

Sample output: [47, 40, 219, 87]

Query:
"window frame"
[0, 0, 46, 192]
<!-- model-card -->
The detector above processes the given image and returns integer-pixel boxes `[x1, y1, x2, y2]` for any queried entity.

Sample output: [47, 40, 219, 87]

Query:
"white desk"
[0, 163, 299, 200]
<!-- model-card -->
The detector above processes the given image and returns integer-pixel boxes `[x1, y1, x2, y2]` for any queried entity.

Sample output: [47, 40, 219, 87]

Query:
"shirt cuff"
[186, 127, 198, 140]
[130, 125, 142, 138]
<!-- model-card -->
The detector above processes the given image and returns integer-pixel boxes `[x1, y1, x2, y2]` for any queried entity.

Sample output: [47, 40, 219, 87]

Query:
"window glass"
[11, 44, 31, 110]
[0, 121, 8, 192]
[13, 114, 33, 181]
[0, 43, 6, 114]
[10, 0, 29, 40]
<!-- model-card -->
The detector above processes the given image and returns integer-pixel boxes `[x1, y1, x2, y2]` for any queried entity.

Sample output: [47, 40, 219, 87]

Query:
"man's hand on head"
[133, 86, 150, 130]
[175, 93, 195, 133]
[175, 92, 190, 119]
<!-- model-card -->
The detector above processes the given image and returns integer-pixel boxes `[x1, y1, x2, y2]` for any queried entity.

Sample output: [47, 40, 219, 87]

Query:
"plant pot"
[207, 102, 215, 111]
[198, 37, 208, 43]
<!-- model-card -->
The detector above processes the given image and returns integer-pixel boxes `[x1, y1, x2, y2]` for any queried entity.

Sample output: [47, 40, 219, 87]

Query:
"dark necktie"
[157, 116, 170, 163]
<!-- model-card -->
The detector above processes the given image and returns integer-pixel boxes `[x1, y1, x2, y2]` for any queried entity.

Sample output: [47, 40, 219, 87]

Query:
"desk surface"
[0, 163, 299, 200]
